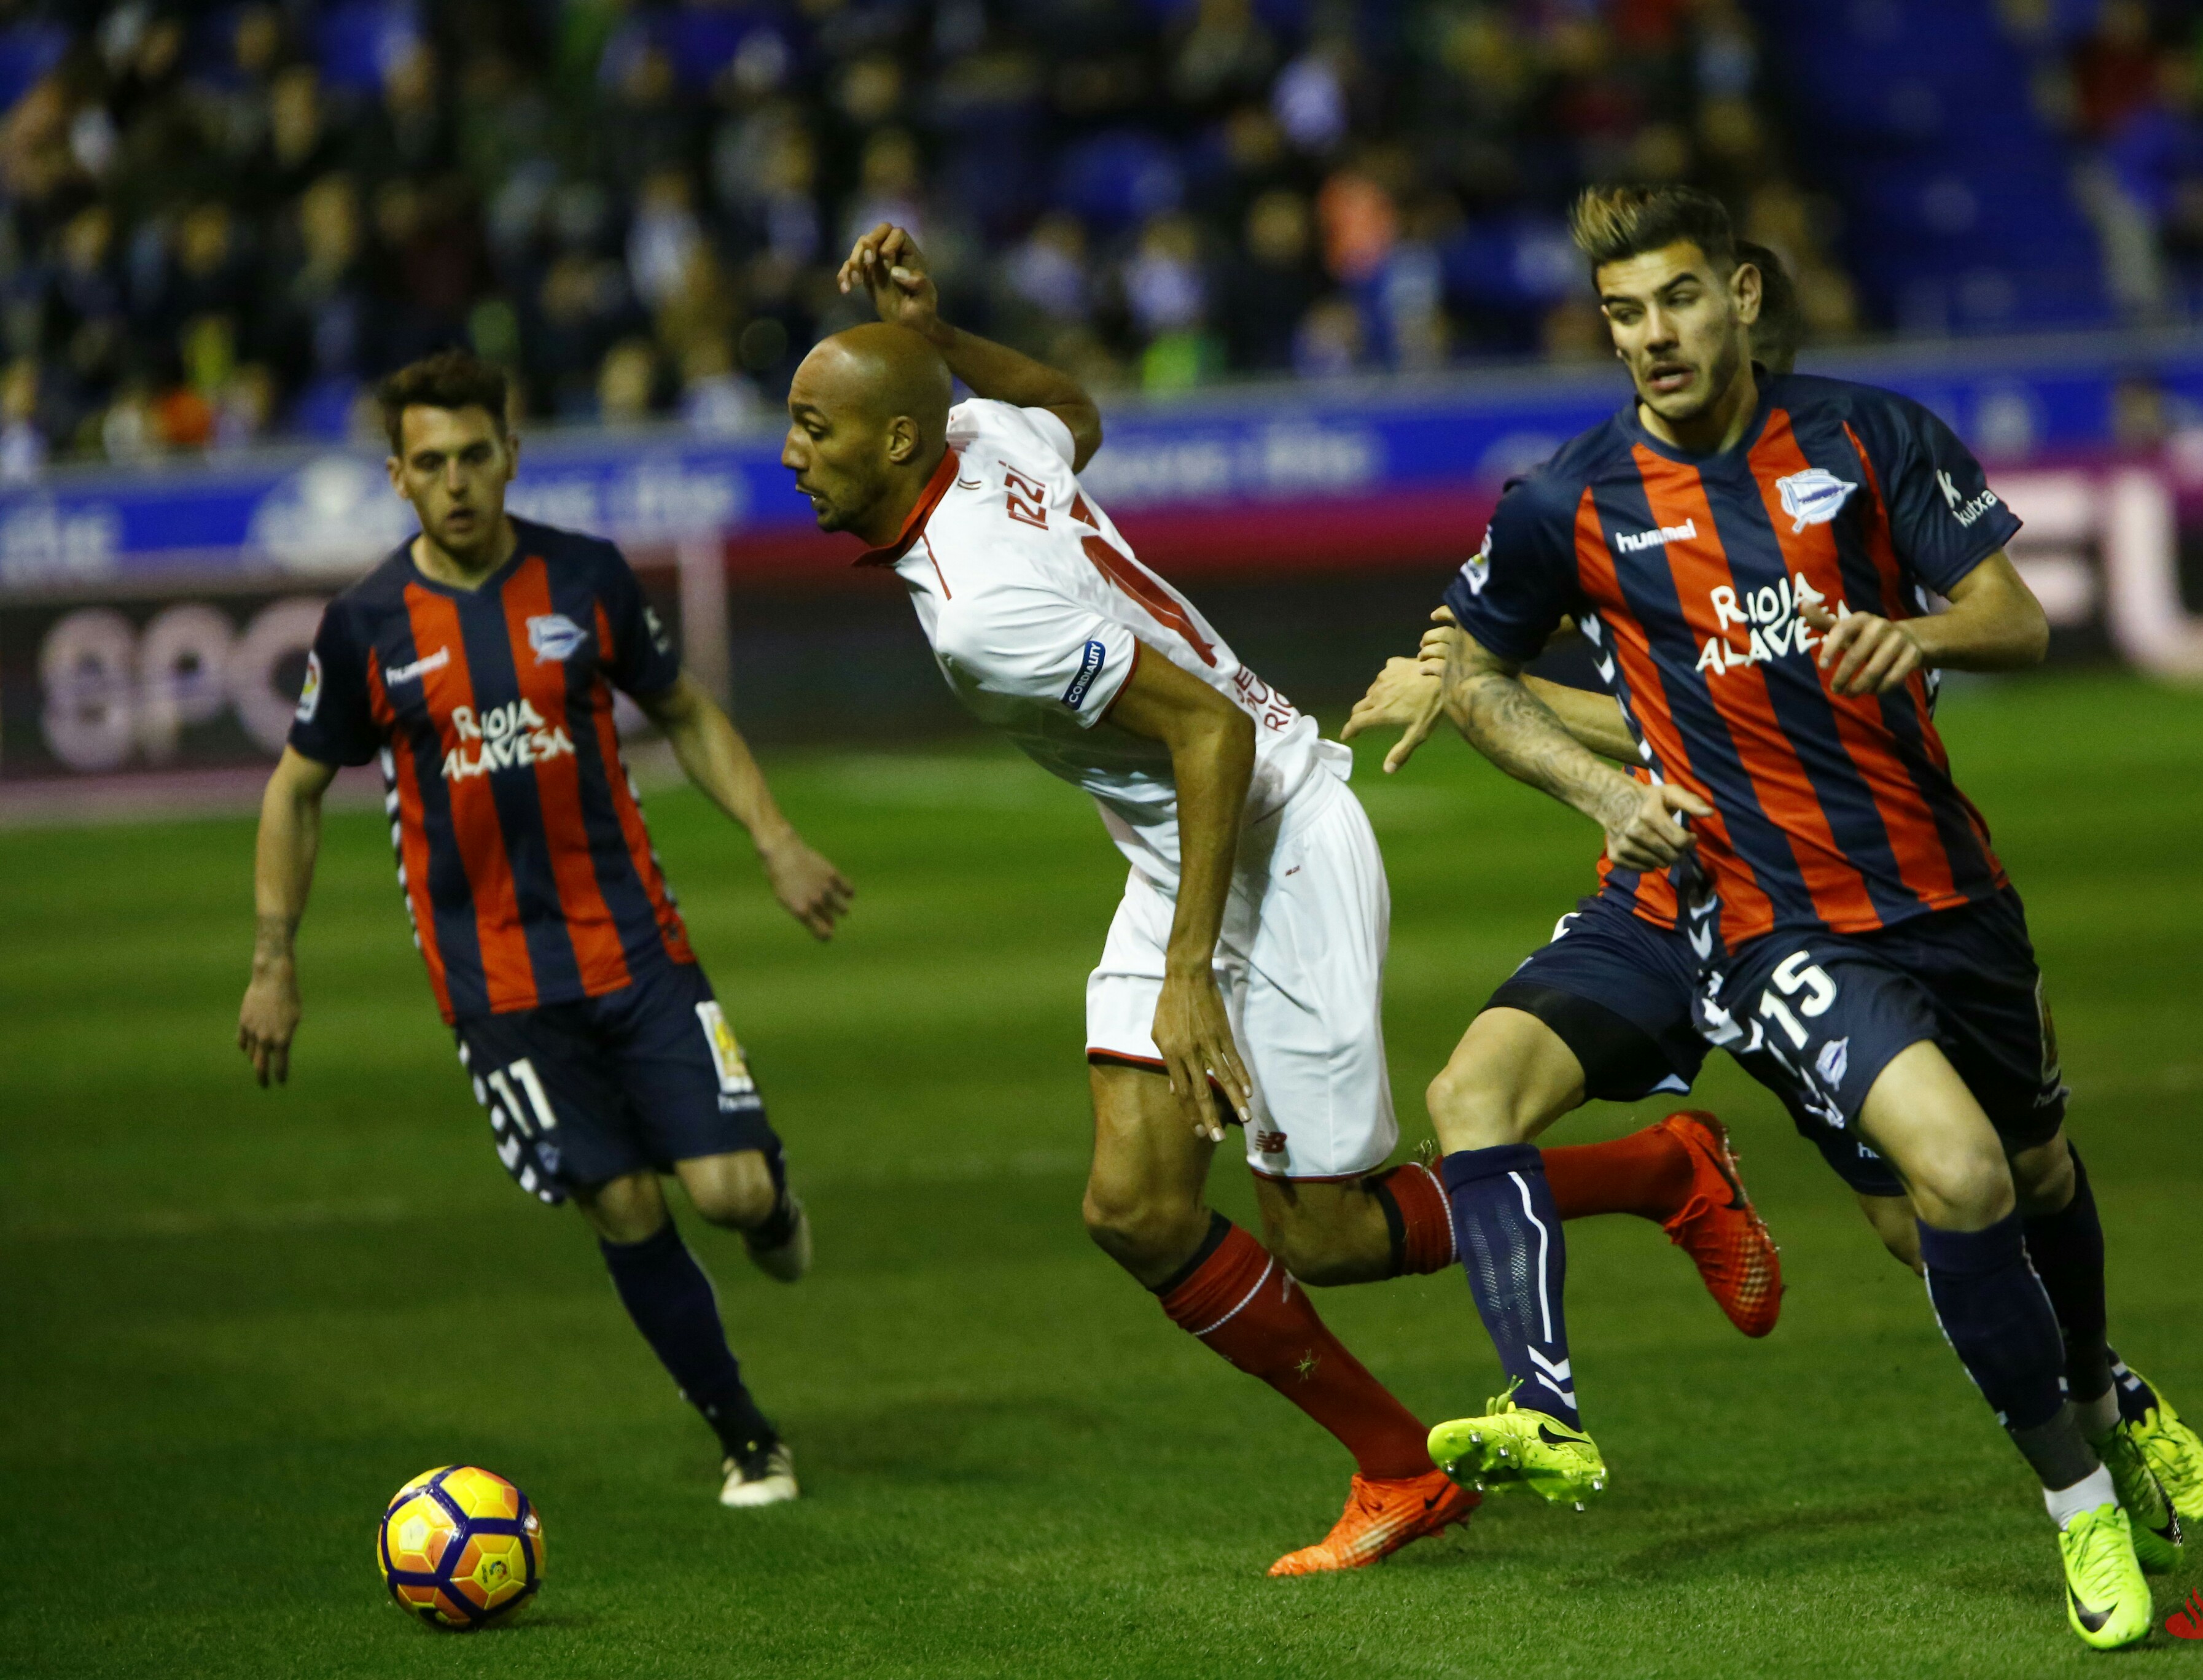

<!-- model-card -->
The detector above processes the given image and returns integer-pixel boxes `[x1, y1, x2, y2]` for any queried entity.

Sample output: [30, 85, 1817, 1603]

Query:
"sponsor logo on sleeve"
[526, 612, 589, 664]
[1936, 468, 2000, 527]
[384, 646, 450, 685]
[643, 605, 672, 655]
[1458, 525, 1494, 595]
[1774, 467, 1857, 532]
[1062, 638, 1109, 708]
[295, 650, 322, 721]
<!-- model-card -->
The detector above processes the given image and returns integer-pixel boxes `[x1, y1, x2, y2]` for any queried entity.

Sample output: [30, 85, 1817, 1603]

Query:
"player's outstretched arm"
[837, 222, 1104, 471]
[639, 674, 853, 941]
[1423, 622, 1711, 871]
[1101, 645, 1257, 1143]
[1344, 608, 1639, 768]
[1801, 551, 2048, 698]
[239, 746, 339, 1087]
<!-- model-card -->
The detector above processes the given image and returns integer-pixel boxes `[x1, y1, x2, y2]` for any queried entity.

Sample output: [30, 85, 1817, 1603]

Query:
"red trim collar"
[854, 448, 960, 567]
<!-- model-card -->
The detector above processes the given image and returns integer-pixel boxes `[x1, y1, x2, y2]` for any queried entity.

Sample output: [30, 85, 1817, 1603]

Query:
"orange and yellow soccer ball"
[375, 1465, 545, 1629]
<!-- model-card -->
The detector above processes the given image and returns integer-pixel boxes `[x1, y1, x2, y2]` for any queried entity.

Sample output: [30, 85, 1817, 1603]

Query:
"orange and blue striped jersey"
[289, 517, 694, 1022]
[1443, 372, 2024, 953]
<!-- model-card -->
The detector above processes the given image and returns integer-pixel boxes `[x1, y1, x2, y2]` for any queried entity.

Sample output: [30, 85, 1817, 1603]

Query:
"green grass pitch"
[5, 670, 2201, 1678]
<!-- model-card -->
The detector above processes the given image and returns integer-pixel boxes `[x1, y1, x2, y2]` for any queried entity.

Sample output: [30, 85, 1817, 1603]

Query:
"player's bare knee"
[1081, 1182, 1195, 1272]
[575, 1169, 667, 1245]
[2010, 1133, 2075, 1217]
[1425, 1060, 1535, 1150]
[1906, 1146, 2015, 1232]
[684, 1151, 779, 1231]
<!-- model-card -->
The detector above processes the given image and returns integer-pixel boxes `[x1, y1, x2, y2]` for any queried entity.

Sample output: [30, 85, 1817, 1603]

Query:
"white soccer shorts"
[1085, 768, 1397, 1181]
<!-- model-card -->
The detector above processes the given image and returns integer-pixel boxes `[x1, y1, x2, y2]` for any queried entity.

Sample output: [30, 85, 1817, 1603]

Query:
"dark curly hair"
[377, 349, 509, 453]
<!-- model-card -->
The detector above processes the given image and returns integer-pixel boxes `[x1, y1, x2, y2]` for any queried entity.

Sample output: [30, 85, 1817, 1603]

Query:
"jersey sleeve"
[1440, 475, 1580, 664]
[946, 399, 1078, 469]
[934, 584, 1142, 727]
[286, 599, 381, 766]
[1866, 396, 2024, 594]
[596, 545, 682, 699]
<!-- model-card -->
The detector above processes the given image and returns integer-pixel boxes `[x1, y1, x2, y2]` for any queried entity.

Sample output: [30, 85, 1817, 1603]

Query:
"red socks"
[1367, 1163, 1456, 1275]
[1158, 1218, 1432, 1480]
[1376, 1126, 1695, 1278]
[1542, 1123, 1694, 1223]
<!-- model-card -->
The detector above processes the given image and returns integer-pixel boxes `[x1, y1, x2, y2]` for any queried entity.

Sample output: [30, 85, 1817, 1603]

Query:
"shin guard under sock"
[1440, 1145, 1579, 1429]
[2021, 1147, 2113, 1410]
[1541, 1126, 1694, 1223]
[1156, 1213, 1431, 1479]
[601, 1218, 776, 1460]
[1919, 1210, 2089, 1486]
[1364, 1162, 1456, 1276]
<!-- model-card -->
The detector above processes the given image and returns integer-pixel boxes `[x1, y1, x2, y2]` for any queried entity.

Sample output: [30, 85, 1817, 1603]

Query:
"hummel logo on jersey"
[386, 646, 451, 685]
[442, 699, 574, 781]
[1615, 517, 1696, 554]
[1937, 468, 2000, 527]
[1774, 467, 1857, 532]
[526, 613, 588, 664]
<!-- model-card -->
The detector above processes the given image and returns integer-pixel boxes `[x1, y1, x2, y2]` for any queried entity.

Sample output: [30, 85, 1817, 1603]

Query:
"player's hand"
[1801, 602, 1924, 698]
[1343, 609, 1459, 772]
[760, 833, 854, 940]
[1150, 966, 1253, 1143]
[837, 223, 946, 343]
[1593, 776, 1713, 873]
[238, 967, 301, 1087]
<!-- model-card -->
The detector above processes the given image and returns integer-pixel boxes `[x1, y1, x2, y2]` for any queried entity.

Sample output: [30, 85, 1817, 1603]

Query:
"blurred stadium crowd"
[0, 0, 2198, 472]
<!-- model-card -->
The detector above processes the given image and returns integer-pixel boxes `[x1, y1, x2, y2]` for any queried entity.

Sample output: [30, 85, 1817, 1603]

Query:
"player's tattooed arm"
[639, 674, 853, 941]
[1425, 624, 1712, 873]
[238, 747, 337, 1087]
[837, 222, 1104, 470]
[1344, 609, 1637, 766]
[1800, 551, 2047, 698]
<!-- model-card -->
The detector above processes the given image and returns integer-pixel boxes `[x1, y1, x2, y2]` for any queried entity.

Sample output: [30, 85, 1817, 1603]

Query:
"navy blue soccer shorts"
[451, 960, 780, 1204]
[1486, 888, 2067, 1199]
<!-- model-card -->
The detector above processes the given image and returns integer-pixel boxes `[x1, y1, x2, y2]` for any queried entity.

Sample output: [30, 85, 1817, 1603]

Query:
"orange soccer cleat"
[1655, 1110, 1783, 1339]
[1266, 1468, 1478, 1577]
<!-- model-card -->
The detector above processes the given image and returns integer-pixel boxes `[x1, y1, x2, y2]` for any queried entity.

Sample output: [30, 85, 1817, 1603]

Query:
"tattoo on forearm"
[253, 912, 298, 966]
[1451, 672, 1631, 824]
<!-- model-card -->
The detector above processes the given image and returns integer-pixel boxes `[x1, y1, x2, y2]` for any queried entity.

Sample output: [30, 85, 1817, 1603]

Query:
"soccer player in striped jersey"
[786, 222, 1780, 1576]
[236, 351, 853, 1508]
[1359, 184, 2185, 1649]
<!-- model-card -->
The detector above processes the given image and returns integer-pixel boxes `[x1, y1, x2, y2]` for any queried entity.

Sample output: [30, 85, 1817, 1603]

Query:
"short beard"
[1647, 331, 1745, 425]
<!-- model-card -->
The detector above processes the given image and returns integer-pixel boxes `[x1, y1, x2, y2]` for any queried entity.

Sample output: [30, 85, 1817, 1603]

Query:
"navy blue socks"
[1441, 1143, 1579, 1429]
[1919, 1209, 2094, 1488]
[601, 1218, 777, 1461]
[2020, 1147, 2113, 1409]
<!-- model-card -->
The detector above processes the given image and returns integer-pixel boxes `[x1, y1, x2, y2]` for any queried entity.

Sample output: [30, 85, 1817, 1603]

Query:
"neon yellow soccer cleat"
[2059, 1503, 2151, 1651]
[2122, 1371, 2203, 1528]
[1427, 1384, 1608, 1509]
[2089, 1423, 2183, 1573]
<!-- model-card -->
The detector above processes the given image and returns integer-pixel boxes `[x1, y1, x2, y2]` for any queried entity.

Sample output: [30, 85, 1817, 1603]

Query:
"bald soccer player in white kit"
[779, 223, 1783, 1575]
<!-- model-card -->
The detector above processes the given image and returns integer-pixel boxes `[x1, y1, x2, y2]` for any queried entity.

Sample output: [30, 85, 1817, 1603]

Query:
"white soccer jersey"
[865, 398, 1345, 890]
